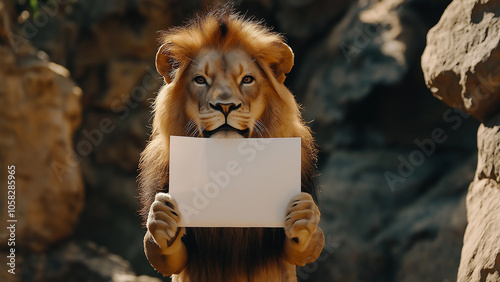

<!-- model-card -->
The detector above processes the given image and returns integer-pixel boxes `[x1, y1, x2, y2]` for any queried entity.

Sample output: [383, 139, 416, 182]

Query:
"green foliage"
[29, 0, 39, 18]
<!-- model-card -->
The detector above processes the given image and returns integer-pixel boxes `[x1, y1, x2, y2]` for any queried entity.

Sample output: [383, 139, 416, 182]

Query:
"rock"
[475, 116, 500, 183]
[458, 179, 500, 281]
[421, 0, 500, 122]
[422, 0, 500, 280]
[457, 116, 500, 281]
[296, 0, 428, 151]
[0, 3, 84, 252]
[16, 241, 162, 282]
[274, 0, 353, 40]
[302, 149, 474, 281]
[97, 59, 150, 110]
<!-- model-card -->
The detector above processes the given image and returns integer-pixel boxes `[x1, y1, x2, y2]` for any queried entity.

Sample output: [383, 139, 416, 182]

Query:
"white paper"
[169, 136, 301, 227]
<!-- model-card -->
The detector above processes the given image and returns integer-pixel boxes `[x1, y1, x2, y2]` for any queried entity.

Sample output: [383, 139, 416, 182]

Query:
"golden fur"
[139, 7, 324, 281]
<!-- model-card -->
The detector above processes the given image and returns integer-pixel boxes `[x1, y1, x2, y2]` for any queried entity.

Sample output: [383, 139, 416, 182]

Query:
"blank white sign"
[169, 136, 301, 227]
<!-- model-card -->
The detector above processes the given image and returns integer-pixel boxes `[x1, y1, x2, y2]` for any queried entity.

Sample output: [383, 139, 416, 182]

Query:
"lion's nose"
[210, 103, 242, 117]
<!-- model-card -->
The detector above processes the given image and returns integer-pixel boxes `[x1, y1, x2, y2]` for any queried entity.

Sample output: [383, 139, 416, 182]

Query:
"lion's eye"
[241, 75, 254, 84]
[194, 76, 207, 85]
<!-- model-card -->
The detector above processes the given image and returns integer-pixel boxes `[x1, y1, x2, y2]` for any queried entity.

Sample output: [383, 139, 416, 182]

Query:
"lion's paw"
[284, 192, 320, 251]
[146, 193, 184, 251]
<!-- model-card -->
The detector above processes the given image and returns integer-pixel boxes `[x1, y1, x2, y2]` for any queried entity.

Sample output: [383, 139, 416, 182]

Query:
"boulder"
[422, 0, 500, 280]
[421, 0, 500, 122]
[0, 2, 84, 252]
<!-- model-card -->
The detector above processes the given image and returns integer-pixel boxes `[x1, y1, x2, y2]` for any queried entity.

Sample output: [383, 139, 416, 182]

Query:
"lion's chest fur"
[173, 227, 296, 281]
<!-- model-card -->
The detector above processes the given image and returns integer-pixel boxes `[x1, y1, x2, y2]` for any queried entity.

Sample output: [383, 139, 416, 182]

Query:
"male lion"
[139, 8, 325, 281]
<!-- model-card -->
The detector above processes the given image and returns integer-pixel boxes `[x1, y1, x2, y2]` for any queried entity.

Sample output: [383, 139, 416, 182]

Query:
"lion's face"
[154, 14, 301, 141]
[184, 49, 270, 139]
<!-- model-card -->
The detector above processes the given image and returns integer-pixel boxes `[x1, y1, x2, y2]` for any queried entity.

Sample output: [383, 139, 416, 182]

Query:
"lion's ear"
[156, 44, 173, 84]
[270, 42, 294, 84]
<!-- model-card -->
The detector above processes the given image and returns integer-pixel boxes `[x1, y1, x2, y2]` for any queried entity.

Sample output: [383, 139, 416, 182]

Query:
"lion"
[138, 7, 325, 281]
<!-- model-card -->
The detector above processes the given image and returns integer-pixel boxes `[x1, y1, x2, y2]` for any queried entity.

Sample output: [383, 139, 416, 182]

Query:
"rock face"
[20, 241, 162, 282]
[0, 3, 84, 252]
[422, 0, 500, 281]
[287, 0, 479, 279]
[421, 0, 500, 122]
[307, 150, 473, 282]
[295, 0, 463, 151]
[298, 0, 416, 150]
[457, 118, 500, 281]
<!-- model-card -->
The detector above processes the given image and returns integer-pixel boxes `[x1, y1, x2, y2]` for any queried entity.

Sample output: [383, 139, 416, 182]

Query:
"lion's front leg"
[283, 192, 325, 266]
[144, 192, 188, 276]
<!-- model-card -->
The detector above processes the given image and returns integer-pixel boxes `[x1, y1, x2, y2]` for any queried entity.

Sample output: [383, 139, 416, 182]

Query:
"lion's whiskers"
[185, 119, 196, 132]
[252, 122, 262, 137]
[252, 126, 261, 137]
[189, 125, 205, 137]
[185, 119, 200, 137]
[189, 128, 199, 137]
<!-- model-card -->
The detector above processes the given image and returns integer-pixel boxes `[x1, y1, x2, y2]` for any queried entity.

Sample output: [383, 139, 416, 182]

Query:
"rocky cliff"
[422, 0, 500, 280]
[0, 0, 84, 257]
[0, 0, 483, 281]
